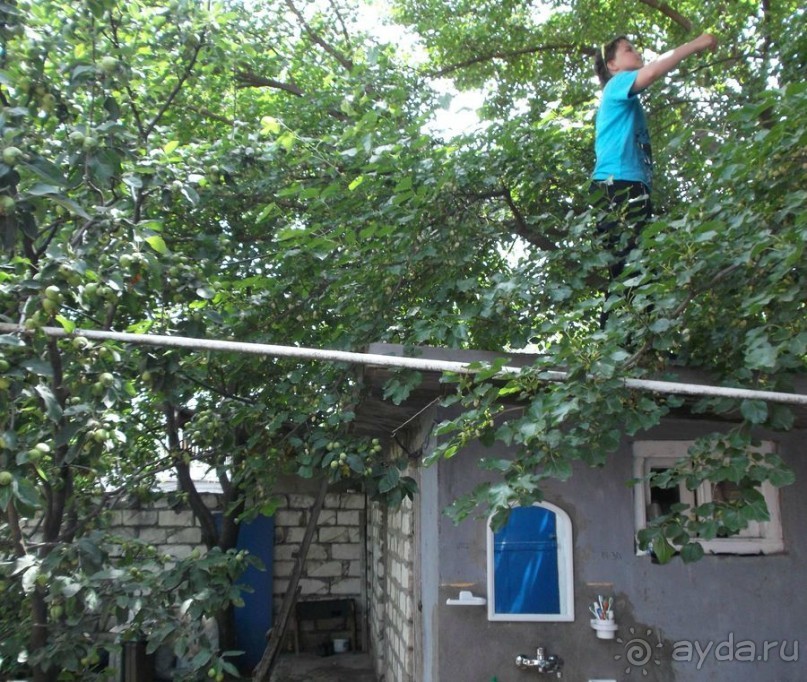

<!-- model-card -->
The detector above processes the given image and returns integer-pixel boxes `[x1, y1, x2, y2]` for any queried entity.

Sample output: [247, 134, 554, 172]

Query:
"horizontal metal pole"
[1, 323, 805, 407]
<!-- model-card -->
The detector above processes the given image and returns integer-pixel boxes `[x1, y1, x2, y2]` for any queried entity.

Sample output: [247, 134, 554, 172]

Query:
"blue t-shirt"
[592, 70, 652, 188]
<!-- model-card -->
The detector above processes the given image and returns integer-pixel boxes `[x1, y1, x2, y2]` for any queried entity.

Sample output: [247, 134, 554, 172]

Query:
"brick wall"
[25, 477, 419, 677]
[102, 486, 369, 655]
[366, 469, 417, 682]
[106, 494, 221, 559]
[272, 489, 367, 652]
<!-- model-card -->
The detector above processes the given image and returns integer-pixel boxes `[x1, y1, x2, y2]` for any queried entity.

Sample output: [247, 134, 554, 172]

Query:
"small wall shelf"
[446, 590, 487, 606]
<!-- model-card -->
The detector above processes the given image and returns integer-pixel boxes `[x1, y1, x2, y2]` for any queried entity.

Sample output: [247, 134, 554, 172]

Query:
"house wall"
[366, 467, 418, 682]
[271, 487, 366, 651]
[106, 494, 219, 559]
[433, 417, 807, 682]
[106, 482, 370, 656]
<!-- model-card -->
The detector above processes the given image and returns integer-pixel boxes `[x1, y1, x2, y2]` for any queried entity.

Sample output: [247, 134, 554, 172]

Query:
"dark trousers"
[589, 180, 653, 326]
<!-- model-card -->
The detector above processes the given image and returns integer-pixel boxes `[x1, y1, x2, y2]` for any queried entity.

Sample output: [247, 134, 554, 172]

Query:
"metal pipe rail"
[1, 323, 805, 407]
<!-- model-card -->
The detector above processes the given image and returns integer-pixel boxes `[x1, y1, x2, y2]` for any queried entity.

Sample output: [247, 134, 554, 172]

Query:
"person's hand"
[696, 33, 718, 52]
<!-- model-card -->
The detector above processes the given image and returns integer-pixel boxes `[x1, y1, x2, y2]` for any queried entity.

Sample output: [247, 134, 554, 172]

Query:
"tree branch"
[636, 0, 693, 32]
[501, 185, 560, 252]
[253, 476, 329, 681]
[144, 33, 207, 139]
[5, 498, 27, 558]
[760, 0, 773, 62]
[235, 70, 304, 96]
[624, 261, 744, 369]
[465, 186, 560, 252]
[428, 43, 594, 78]
[185, 105, 235, 127]
[43, 337, 70, 547]
[165, 403, 219, 547]
[327, 0, 352, 45]
[234, 69, 349, 121]
[107, 15, 147, 141]
[284, 0, 355, 72]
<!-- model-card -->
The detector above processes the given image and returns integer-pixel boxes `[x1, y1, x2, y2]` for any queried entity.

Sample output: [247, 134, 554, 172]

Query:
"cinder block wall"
[22, 484, 378, 670]
[105, 486, 370, 654]
[26, 480, 419, 675]
[367, 477, 416, 682]
[106, 493, 221, 559]
[272, 490, 367, 652]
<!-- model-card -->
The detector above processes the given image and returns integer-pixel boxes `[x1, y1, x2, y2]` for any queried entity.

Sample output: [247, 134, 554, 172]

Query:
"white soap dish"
[446, 590, 486, 606]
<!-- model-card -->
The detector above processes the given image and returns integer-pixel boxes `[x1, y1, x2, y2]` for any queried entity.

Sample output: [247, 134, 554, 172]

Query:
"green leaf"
[19, 158, 67, 186]
[649, 318, 673, 333]
[0, 335, 25, 347]
[26, 183, 62, 196]
[545, 457, 572, 480]
[256, 202, 279, 223]
[138, 219, 164, 232]
[55, 422, 82, 448]
[768, 467, 795, 487]
[394, 176, 412, 192]
[13, 477, 42, 508]
[378, 466, 400, 494]
[260, 116, 281, 134]
[740, 399, 768, 424]
[22, 359, 54, 377]
[35, 385, 63, 422]
[745, 335, 777, 369]
[651, 536, 676, 564]
[768, 404, 794, 431]
[0, 484, 12, 509]
[277, 131, 296, 152]
[473, 357, 509, 381]
[55, 315, 76, 333]
[145, 235, 169, 254]
[680, 542, 705, 563]
[46, 193, 91, 220]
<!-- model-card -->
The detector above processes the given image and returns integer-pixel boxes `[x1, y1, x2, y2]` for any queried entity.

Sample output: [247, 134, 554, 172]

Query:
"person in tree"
[591, 33, 717, 324]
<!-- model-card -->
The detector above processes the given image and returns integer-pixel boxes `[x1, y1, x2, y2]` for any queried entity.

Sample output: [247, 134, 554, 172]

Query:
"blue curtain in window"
[493, 506, 560, 614]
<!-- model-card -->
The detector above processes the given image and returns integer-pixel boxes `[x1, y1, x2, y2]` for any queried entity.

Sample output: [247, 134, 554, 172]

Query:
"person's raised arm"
[631, 33, 717, 93]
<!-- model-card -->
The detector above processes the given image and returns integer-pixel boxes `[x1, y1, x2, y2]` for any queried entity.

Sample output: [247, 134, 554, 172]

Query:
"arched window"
[486, 502, 574, 622]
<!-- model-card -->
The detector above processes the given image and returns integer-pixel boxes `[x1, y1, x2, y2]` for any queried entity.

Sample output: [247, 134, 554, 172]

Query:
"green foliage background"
[0, 0, 804, 678]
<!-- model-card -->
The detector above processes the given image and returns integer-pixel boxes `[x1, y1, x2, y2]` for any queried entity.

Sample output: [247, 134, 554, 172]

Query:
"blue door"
[493, 506, 560, 614]
[215, 513, 274, 671]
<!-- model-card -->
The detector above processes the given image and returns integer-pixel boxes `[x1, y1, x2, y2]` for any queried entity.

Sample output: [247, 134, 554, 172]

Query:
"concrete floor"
[269, 652, 377, 682]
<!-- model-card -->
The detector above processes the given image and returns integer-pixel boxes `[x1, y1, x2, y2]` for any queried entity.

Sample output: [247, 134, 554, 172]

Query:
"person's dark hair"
[594, 35, 628, 86]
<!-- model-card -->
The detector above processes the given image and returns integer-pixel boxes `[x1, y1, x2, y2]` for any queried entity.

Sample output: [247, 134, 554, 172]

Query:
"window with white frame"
[633, 440, 784, 555]
[486, 502, 574, 622]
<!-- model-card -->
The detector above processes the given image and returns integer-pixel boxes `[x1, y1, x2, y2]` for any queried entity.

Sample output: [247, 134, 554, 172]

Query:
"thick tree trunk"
[30, 587, 56, 682]
[216, 603, 237, 654]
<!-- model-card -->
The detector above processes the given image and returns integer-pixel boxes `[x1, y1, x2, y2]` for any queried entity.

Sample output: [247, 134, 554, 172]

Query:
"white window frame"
[486, 502, 575, 622]
[633, 440, 784, 556]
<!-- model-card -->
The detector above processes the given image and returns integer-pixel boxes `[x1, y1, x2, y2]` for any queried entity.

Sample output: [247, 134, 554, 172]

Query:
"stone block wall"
[367, 481, 416, 682]
[271, 490, 367, 652]
[101, 487, 369, 655]
[21, 485, 377, 668]
[105, 494, 222, 559]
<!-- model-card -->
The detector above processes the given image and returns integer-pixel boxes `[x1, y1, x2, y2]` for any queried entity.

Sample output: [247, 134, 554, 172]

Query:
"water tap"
[515, 646, 563, 677]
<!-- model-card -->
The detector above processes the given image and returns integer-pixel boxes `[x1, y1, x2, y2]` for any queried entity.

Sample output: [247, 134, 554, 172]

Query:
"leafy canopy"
[0, 0, 805, 678]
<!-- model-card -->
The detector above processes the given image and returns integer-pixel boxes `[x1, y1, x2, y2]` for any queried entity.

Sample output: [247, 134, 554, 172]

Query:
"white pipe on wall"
[1, 323, 805, 407]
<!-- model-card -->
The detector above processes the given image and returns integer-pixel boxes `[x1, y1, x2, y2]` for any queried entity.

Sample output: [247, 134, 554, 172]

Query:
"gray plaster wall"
[434, 418, 806, 682]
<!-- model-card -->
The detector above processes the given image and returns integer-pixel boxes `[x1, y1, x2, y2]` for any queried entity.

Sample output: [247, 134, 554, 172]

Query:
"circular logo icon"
[614, 626, 665, 675]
